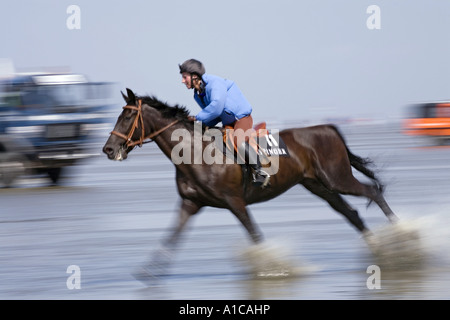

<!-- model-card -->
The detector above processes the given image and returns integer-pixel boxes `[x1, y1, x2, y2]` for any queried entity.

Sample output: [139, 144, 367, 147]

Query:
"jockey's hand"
[187, 115, 196, 122]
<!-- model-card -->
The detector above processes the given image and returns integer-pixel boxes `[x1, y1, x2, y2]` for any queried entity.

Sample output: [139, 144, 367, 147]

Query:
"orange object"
[403, 103, 450, 137]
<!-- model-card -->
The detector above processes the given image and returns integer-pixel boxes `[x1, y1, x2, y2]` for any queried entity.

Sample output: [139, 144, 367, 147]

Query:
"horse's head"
[104, 88, 190, 161]
[103, 88, 143, 161]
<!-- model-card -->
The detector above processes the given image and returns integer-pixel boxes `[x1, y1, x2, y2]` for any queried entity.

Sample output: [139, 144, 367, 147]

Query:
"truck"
[0, 72, 114, 187]
[402, 101, 450, 145]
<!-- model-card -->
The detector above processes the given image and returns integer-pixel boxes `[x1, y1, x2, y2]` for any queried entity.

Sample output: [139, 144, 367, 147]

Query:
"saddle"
[222, 122, 290, 164]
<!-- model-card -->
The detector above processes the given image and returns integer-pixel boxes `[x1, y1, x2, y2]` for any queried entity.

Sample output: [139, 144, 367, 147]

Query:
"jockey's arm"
[195, 82, 227, 126]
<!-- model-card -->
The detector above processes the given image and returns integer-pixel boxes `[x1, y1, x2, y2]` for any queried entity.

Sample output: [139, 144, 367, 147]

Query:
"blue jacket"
[194, 74, 252, 127]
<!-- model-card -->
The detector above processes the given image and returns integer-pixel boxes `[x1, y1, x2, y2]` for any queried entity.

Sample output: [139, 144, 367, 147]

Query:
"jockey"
[179, 58, 270, 187]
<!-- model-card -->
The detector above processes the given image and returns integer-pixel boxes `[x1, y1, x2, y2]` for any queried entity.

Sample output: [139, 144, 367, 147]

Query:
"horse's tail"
[328, 125, 384, 194]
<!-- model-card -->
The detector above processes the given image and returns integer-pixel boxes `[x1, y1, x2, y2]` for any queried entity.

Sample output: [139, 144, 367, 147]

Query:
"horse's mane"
[138, 95, 215, 132]
[139, 95, 191, 122]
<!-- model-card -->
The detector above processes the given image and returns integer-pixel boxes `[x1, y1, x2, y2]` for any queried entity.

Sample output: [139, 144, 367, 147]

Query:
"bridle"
[110, 99, 179, 148]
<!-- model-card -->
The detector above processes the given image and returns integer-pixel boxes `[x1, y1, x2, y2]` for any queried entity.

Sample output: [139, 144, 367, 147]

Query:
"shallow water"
[1, 121, 450, 300]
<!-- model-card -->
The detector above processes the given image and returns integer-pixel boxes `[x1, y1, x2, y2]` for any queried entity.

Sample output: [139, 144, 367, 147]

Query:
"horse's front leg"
[134, 199, 201, 282]
[227, 197, 264, 244]
[164, 198, 201, 247]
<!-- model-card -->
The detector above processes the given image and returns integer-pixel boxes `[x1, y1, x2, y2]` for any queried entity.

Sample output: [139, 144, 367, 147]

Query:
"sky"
[1, 0, 449, 123]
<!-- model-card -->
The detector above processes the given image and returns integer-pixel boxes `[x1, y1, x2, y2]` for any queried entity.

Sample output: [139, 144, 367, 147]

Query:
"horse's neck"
[152, 120, 212, 168]
[141, 106, 184, 161]
[152, 120, 192, 161]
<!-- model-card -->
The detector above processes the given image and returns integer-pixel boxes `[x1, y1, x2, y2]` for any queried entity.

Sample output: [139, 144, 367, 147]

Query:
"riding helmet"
[179, 59, 206, 77]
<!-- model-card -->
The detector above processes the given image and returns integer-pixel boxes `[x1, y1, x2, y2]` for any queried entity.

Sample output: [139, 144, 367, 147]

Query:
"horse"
[103, 88, 398, 277]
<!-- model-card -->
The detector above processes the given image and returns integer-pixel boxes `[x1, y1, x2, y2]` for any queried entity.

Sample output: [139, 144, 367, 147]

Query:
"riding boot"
[239, 141, 270, 188]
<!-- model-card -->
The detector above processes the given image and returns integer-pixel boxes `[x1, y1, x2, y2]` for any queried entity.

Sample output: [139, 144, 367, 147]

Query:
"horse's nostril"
[103, 146, 113, 155]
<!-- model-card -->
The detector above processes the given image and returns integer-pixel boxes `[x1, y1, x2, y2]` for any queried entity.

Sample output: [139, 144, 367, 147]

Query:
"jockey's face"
[181, 72, 202, 91]
[181, 72, 193, 89]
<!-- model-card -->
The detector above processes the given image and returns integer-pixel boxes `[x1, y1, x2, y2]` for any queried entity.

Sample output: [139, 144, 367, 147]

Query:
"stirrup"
[252, 169, 270, 189]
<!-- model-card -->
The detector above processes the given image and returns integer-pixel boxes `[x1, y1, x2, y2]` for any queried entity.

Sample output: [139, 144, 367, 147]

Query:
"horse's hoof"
[362, 230, 379, 254]
[132, 247, 173, 285]
[388, 214, 400, 224]
[132, 266, 161, 286]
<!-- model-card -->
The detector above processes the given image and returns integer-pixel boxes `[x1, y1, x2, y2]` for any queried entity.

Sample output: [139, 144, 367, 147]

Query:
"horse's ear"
[121, 90, 128, 103]
[126, 88, 136, 104]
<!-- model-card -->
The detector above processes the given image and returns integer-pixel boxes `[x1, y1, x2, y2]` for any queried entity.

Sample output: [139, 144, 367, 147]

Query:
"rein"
[110, 99, 179, 148]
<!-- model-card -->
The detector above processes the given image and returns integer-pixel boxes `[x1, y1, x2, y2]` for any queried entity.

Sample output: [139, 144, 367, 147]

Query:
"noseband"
[110, 99, 179, 148]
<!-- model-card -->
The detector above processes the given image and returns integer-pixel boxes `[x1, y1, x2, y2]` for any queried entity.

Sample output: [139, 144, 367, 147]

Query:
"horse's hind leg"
[336, 177, 398, 223]
[369, 187, 398, 223]
[317, 165, 399, 224]
[302, 179, 370, 234]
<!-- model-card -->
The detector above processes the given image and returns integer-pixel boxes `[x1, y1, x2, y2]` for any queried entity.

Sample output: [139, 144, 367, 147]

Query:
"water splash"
[236, 239, 316, 279]
[364, 220, 425, 270]
[364, 212, 450, 270]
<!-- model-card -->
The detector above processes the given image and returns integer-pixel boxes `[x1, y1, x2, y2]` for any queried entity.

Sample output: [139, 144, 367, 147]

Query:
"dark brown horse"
[103, 88, 398, 276]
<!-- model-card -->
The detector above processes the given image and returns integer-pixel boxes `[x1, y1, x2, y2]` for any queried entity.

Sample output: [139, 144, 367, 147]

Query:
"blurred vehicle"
[0, 72, 114, 187]
[402, 101, 450, 144]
